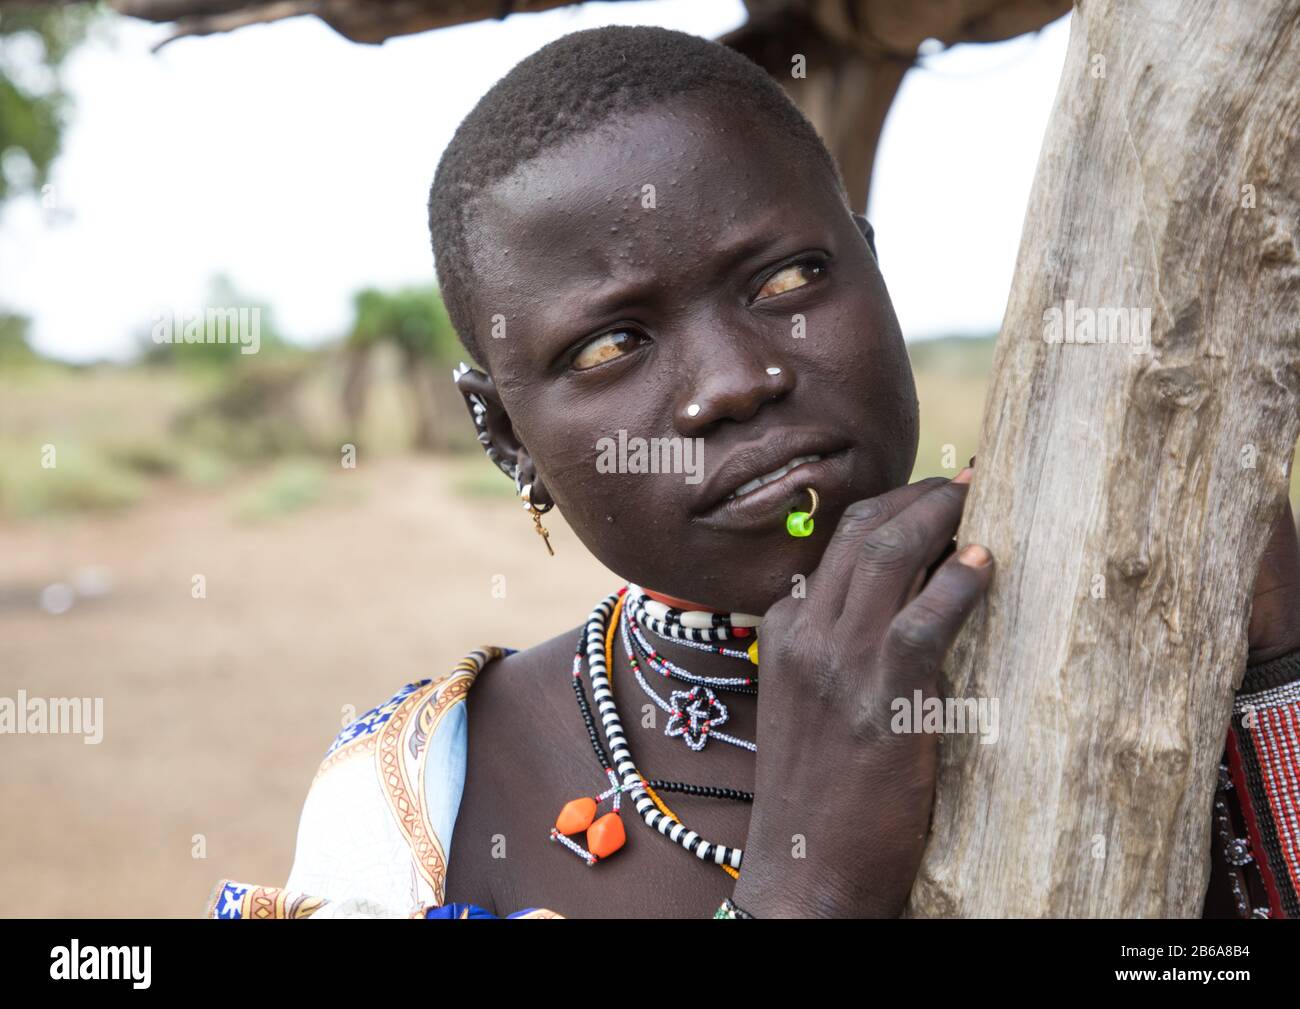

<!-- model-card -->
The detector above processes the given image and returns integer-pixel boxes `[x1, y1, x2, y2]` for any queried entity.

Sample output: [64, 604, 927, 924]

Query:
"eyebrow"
[555, 217, 804, 326]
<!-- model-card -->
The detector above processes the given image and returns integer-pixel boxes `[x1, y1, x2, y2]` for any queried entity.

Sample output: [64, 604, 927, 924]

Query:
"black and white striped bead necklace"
[565, 588, 747, 871]
[626, 582, 763, 644]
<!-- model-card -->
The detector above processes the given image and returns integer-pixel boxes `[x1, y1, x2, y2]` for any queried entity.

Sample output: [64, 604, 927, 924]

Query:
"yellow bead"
[747, 639, 759, 666]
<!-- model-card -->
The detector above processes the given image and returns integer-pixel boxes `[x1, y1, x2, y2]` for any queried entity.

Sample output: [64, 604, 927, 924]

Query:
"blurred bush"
[0, 313, 39, 367]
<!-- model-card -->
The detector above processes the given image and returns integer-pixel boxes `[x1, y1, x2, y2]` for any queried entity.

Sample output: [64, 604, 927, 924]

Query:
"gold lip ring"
[805, 487, 819, 518]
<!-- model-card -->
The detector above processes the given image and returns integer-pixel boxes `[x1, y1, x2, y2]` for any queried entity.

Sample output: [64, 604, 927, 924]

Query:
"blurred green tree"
[0, 3, 97, 207]
[344, 285, 459, 451]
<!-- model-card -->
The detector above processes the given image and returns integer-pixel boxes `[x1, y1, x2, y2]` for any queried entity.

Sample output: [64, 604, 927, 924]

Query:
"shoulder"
[316, 647, 513, 774]
[469, 626, 587, 691]
[282, 647, 515, 906]
[207, 643, 568, 919]
[458, 627, 586, 733]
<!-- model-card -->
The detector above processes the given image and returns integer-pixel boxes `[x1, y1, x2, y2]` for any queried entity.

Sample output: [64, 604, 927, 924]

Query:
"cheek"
[807, 281, 918, 477]
[528, 399, 687, 530]
[550, 465, 699, 580]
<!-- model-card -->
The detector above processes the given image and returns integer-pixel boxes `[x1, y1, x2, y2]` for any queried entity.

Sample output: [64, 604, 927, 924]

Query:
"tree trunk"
[403, 352, 441, 453]
[341, 343, 370, 443]
[785, 52, 906, 213]
[905, 0, 1300, 918]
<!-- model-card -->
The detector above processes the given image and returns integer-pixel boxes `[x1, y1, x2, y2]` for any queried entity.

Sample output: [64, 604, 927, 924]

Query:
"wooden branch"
[108, 0, 1071, 49]
[905, 0, 1300, 918]
[149, 0, 315, 50]
[724, 9, 909, 213]
[111, 0, 608, 45]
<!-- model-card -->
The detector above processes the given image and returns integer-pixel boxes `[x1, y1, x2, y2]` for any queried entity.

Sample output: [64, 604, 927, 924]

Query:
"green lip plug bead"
[786, 510, 814, 537]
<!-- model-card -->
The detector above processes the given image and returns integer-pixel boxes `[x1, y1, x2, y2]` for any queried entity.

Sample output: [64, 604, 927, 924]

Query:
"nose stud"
[686, 403, 701, 417]
[765, 367, 781, 376]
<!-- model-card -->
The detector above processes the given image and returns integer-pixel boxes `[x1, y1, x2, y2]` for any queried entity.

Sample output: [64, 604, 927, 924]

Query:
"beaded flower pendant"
[664, 685, 728, 750]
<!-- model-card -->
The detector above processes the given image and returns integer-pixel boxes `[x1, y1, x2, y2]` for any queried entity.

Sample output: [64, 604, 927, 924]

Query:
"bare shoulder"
[468, 624, 587, 729]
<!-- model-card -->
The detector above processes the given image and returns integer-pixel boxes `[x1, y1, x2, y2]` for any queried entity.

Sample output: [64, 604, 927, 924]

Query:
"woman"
[208, 25, 1300, 919]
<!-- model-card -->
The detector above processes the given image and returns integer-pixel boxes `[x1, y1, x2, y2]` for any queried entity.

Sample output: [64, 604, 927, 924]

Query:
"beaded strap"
[713, 897, 755, 919]
[1223, 651, 1300, 918]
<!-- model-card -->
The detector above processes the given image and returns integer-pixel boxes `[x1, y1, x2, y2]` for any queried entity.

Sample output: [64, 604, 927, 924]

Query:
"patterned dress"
[206, 646, 560, 919]
[206, 645, 1300, 919]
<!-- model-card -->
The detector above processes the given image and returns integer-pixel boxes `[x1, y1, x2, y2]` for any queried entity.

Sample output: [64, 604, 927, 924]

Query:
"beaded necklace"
[550, 587, 758, 876]
[620, 602, 758, 753]
[626, 616, 758, 691]
[626, 582, 762, 644]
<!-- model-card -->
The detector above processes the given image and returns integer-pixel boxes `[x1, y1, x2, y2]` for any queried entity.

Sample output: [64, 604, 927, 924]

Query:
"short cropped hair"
[428, 24, 848, 368]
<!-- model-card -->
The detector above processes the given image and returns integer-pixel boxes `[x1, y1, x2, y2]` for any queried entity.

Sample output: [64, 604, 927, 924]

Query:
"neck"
[613, 583, 761, 707]
[604, 589, 760, 787]
[639, 585, 719, 613]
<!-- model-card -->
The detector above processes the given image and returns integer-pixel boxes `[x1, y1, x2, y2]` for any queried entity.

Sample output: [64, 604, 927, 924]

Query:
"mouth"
[725, 454, 826, 500]
[695, 442, 853, 533]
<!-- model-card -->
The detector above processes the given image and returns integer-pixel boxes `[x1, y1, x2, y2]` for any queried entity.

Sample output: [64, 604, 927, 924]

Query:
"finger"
[878, 544, 994, 694]
[905, 536, 960, 607]
[843, 470, 974, 630]
[805, 476, 950, 606]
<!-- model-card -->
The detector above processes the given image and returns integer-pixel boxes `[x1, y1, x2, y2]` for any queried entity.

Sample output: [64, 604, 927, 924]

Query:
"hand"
[1247, 497, 1300, 666]
[731, 473, 994, 917]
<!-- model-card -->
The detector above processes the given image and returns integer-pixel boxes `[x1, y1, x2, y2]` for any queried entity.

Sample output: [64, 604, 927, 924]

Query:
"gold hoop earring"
[521, 483, 555, 556]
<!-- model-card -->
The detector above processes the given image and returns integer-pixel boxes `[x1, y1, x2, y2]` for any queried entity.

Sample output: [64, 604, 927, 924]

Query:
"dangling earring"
[521, 482, 555, 556]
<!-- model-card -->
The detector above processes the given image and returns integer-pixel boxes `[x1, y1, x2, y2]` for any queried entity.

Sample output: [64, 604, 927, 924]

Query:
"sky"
[0, 1, 1072, 362]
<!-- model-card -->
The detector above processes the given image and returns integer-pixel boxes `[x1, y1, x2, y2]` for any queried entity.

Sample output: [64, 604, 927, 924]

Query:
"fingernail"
[952, 467, 973, 484]
[957, 544, 991, 567]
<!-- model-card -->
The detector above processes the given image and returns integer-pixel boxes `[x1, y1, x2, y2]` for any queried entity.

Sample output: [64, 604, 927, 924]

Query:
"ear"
[450, 361, 553, 508]
[852, 212, 878, 263]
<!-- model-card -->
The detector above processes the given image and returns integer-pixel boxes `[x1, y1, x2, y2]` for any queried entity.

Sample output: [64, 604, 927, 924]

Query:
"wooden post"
[905, 0, 1300, 917]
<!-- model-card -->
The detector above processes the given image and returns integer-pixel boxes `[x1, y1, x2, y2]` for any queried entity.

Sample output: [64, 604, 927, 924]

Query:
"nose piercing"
[765, 367, 781, 376]
[786, 486, 819, 538]
[686, 403, 701, 417]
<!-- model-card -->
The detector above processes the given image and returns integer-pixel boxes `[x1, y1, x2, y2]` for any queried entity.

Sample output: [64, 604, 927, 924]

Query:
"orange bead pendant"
[586, 811, 626, 859]
[555, 797, 597, 835]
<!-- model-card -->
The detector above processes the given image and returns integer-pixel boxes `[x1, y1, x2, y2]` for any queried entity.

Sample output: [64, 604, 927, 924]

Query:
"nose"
[672, 325, 795, 434]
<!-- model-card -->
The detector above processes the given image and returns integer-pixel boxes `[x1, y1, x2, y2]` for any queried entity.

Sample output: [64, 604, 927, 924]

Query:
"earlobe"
[851, 213, 878, 263]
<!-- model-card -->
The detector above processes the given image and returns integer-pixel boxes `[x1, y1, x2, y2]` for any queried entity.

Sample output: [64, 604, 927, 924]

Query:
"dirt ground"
[0, 455, 617, 917]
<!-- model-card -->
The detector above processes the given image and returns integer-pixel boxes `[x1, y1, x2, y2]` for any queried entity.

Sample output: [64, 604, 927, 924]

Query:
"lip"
[693, 430, 853, 532]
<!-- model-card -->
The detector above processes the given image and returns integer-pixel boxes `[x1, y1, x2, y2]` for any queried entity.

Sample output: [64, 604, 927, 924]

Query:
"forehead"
[464, 93, 845, 367]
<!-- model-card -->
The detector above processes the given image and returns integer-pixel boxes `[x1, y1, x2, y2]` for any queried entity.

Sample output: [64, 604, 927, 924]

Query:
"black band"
[1241, 647, 1300, 693]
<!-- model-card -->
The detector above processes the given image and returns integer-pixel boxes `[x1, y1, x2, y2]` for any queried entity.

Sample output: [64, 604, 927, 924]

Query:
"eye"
[570, 328, 649, 371]
[754, 258, 826, 301]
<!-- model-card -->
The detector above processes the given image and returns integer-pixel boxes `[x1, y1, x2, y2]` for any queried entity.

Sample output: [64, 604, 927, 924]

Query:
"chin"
[640, 543, 832, 618]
